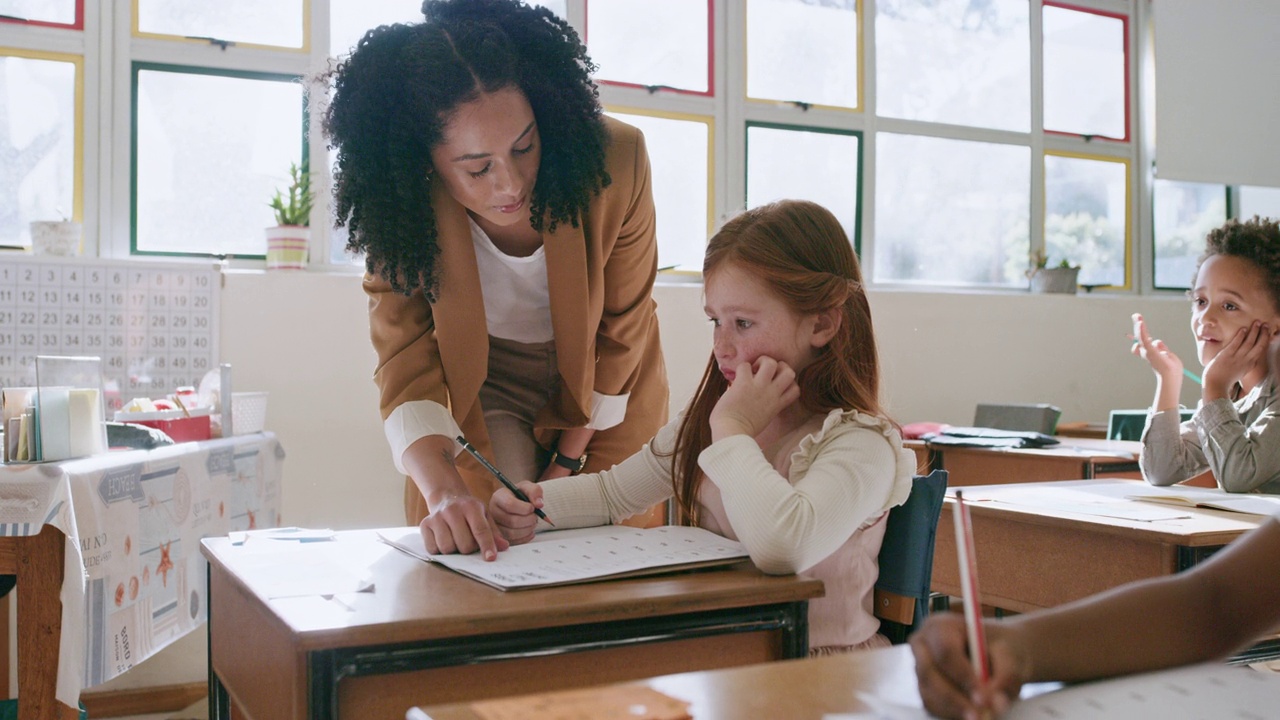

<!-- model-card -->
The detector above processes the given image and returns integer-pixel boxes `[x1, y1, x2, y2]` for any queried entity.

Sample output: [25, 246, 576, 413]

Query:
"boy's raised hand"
[709, 356, 800, 441]
[489, 481, 544, 545]
[1130, 313, 1184, 381]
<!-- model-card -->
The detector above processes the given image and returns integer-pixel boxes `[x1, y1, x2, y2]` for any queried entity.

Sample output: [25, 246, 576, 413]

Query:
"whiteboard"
[0, 255, 221, 412]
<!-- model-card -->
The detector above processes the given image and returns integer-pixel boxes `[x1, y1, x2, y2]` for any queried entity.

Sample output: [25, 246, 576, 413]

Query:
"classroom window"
[329, 1, 422, 60]
[1044, 153, 1129, 288]
[135, 0, 305, 50]
[133, 65, 305, 257]
[607, 109, 711, 273]
[875, 0, 1030, 132]
[0, 51, 79, 250]
[1042, 3, 1128, 141]
[745, 0, 858, 110]
[1152, 179, 1227, 290]
[587, 0, 711, 94]
[745, 123, 860, 249]
[1238, 186, 1280, 222]
[0, 0, 79, 27]
[875, 133, 1029, 286]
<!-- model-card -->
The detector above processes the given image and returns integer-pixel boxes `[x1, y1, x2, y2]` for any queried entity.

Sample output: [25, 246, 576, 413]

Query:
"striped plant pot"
[265, 226, 309, 270]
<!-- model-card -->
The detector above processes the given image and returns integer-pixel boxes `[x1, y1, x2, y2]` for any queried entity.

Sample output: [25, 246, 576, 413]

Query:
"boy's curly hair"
[1197, 216, 1280, 312]
[323, 0, 610, 296]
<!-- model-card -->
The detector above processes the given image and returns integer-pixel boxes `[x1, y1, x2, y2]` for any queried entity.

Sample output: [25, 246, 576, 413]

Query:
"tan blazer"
[364, 117, 670, 523]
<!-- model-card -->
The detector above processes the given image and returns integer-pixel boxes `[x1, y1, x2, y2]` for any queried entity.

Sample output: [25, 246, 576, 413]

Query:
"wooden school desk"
[907, 437, 1144, 484]
[203, 529, 824, 720]
[931, 479, 1261, 614]
[414, 643, 925, 720]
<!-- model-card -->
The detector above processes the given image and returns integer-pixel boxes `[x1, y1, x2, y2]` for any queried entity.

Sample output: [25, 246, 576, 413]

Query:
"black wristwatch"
[550, 450, 588, 473]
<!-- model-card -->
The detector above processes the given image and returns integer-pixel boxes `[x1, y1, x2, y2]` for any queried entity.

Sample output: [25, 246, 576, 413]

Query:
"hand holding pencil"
[910, 492, 1029, 719]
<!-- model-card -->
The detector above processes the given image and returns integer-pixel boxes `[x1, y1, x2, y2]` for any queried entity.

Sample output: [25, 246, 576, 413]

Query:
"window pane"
[876, 0, 1029, 132]
[1043, 5, 1126, 139]
[1239, 186, 1280, 222]
[0, 0, 75, 25]
[588, 0, 709, 93]
[1152, 179, 1227, 289]
[137, 0, 303, 49]
[329, 1, 423, 59]
[746, 0, 857, 108]
[746, 125, 859, 243]
[875, 133, 1029, 286]
[1044, 155, 1127, 287]
[135, 67, 304, 256]
[606, 111, 709, 272]
[0, 54, 76, 249]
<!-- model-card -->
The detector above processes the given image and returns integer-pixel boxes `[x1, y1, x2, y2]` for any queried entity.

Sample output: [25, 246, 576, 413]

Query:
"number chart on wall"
[0, 255, 221, 411]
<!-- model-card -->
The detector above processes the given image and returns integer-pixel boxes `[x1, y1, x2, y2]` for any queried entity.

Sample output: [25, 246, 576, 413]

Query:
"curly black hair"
[1196, 215, 1280, 311]
[323, 0, 611, 296]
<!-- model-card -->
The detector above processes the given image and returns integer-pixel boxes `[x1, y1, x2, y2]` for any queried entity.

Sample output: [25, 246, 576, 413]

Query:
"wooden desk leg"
[18, 525, 77, 720]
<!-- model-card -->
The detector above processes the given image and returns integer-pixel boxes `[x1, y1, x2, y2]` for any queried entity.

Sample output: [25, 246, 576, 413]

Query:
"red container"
[127, 415, 211, 443]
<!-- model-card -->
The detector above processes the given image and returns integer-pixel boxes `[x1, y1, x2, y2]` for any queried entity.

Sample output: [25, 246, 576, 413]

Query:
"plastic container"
[231, 391, 269, 434]
[115, 408, 213, 443]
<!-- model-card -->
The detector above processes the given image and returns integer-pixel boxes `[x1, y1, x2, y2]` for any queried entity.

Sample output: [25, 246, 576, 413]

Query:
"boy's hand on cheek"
[1203, 321, 1270, 400]
[709, 356, 800, 441]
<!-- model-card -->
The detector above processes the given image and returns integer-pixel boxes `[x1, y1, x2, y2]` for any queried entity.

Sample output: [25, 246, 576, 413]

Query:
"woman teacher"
[324, 0, 668, 559]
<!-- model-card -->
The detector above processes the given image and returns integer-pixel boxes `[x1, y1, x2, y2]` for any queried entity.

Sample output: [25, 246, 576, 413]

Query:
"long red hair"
[669, 200, 889, 525]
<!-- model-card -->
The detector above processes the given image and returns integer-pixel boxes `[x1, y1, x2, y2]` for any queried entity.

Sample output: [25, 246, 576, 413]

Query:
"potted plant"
[265, 159, 314, 270]
[1026, 250, 1080, 294]
[29, 211, 83, 256]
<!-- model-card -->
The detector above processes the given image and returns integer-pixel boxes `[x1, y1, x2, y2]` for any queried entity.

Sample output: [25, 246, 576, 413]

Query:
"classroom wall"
[218, 271, 1200, 532]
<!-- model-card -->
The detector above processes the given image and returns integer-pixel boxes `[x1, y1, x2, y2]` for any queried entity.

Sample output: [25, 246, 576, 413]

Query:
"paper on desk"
[229, 526, 335, 544]
[1006, 661, 1280, 717]
[231, 542, 375, 599]
[379, 524, 749, 590]
[1126, 486, 1280, 517]
[957, 486, 1192, 522]
[460, 685, 692, 720]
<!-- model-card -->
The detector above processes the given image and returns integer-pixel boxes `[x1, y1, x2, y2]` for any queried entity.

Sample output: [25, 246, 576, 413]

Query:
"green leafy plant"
[1026, 249, 1078, 278]
[268, 160, 314, 227]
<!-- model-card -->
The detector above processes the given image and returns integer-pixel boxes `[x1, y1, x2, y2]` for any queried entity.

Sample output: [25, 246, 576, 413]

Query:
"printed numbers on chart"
[0, 258, 219, 406]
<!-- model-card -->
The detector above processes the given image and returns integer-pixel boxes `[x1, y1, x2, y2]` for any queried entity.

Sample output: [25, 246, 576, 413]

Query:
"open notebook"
[379, 525, 750, 591]
[1126, 486, 1280, 517]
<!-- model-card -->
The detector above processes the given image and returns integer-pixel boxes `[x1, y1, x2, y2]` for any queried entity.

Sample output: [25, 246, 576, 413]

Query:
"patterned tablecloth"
[0, 433, 283, 707]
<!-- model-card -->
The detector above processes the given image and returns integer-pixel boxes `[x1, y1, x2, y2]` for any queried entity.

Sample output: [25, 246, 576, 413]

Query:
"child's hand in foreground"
[488, 481, 545, 545]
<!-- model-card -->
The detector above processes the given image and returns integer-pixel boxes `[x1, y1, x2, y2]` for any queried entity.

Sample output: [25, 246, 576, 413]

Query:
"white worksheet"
[379, 525, 749, 590]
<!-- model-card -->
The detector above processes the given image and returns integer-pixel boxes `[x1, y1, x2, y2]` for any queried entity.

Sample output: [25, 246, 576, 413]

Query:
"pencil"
[953, 491, 989, 683]
[455, 436, 555, 526]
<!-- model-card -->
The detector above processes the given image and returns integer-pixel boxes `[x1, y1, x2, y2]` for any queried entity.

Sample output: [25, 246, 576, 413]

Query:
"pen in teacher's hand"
[455, 436, 555, 526]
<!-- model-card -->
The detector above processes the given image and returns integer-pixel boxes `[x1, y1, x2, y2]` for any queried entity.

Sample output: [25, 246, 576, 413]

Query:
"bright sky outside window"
[607, 110, 710, 272]
[876, 0, 1030, 132]
[0, 53, 77, 249]
[1238, 186, 1280, 222]
[588, 0, 709, 93]
[0, 0, 76, 25]
[875, 132, 1030, 286]
[746, 0, 857, 109]
[134, 66, 304, 257]
[1152, 179, 1227, 290]
[1044, 154, 1128, 287]
[137, 0, 304, 49]
[1043, 4, 1127, 140]
[746, 124, 860, 245]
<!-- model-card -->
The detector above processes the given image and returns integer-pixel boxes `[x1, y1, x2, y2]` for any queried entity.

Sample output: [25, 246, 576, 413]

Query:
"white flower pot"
[1029, 266, 1079, 294]
[30, 221, 83, 256]
[265, 226, 309, 270]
